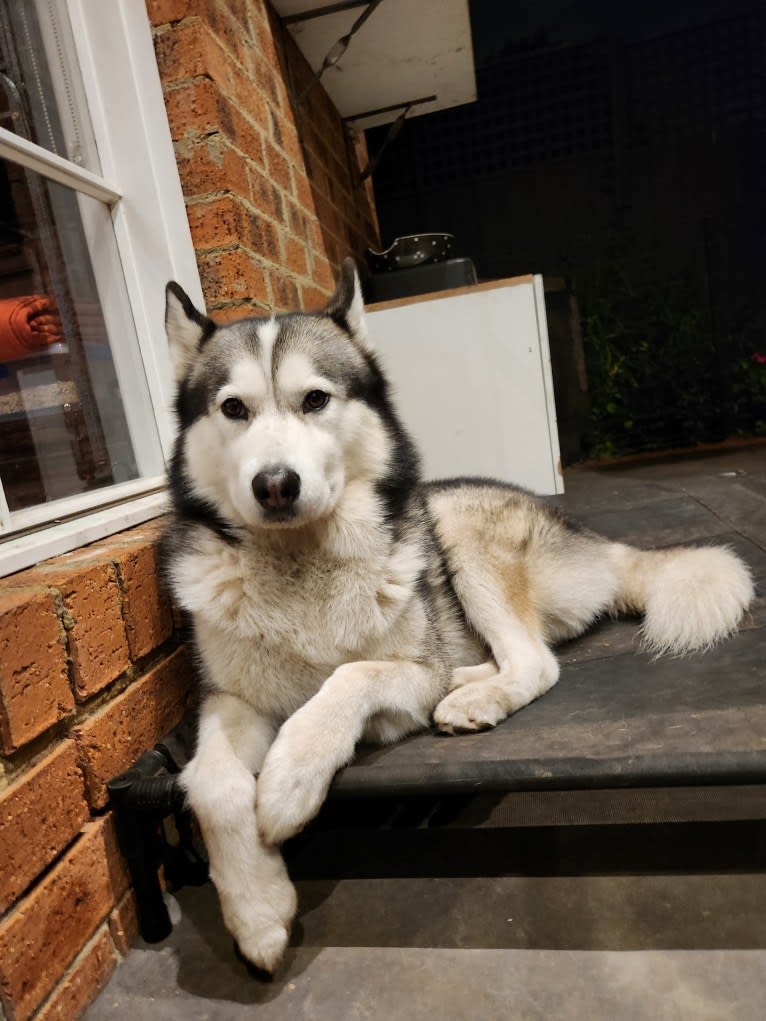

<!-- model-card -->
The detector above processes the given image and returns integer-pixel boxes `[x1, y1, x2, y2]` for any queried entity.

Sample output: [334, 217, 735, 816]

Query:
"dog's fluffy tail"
[611, 542, 754, 655]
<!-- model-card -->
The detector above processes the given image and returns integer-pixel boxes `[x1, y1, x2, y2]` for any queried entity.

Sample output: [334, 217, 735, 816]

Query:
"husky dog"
[163, 260, 753, 974]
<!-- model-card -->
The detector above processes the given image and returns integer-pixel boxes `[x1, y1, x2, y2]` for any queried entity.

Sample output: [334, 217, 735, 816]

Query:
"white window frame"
[0, 0, 202, 576]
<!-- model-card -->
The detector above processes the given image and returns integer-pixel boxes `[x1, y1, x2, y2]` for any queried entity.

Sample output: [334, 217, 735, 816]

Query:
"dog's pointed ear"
[325, 258, 371, 350]
[165, 282, 214, 381]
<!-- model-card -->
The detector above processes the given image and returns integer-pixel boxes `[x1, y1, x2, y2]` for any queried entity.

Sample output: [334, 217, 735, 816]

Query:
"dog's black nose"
[252, 467, 301, 510]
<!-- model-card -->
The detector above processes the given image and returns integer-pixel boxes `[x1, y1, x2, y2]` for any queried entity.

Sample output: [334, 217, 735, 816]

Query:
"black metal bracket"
[107, 742, 206, 944]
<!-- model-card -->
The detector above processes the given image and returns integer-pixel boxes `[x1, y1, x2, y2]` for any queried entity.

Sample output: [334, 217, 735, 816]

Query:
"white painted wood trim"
[0, 488, 169, 577]
[0, 128, 121, 203]
[66, 0, 205, 461]
[8, 475, 167, 532]
[1, 1, 201, 568]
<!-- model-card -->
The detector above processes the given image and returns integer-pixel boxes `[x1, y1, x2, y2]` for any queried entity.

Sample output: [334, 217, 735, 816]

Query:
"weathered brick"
[145, 0, 196, 26]
[37, 927, 118, 1021]
[270, 269, 300, 313]
[320, 236, 340, 275]
[253, 8, 280, 65]
[215, 50, 267, 120]
[36, 562, 130, 701]
[153, 19, 219, 83]
[284, 199, 307, 242]
[186, 194, 247, 249]
[264, 138, 291, 192]
[219, 92, 268, 161]
[49, 522, 162, 566]
[300, 282, 332, 311]
[0, 741, 88, 913]
[233, 0, 261, 32]
[0, 817, 128, 1021]
[312, 254, 335, 292]
[284, 34, 315, 96]
[205, 0, 249, 64]
[246, 207, 280, 261]
[250, 50, 286, 109]
[247, 162, 283, 221]
[176, 136, 250, 199]
[292, 166, 316, 214]
[164, 77, 221, 141]
[73, 646, 196, 809]
[108, 890, 140, 956]
[312, 190, 344, 242]
[284, 235, 308, 279]
[198, 248, 270, 306]
[306, 216, 327, 255]
[274, 110, 304, 167]
[111, 542, 173, 661]
[211, 302, 263, 322]
[151, 0, 379, 330]
[306, 159, 332, 204]
[0, 587, 72, 753]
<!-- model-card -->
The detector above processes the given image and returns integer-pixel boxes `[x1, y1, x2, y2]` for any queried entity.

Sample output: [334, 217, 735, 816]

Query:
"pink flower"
[752, 353, 766, 364]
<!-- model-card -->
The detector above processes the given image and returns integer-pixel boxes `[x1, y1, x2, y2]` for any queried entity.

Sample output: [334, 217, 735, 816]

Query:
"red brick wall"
[0, 3, 380, 1017]
[0, 521, 194, 1021]
[148, 0, 380, 320]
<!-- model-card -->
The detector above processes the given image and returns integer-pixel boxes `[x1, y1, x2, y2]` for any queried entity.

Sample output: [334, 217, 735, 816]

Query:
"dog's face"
[165, 260, 392, 530]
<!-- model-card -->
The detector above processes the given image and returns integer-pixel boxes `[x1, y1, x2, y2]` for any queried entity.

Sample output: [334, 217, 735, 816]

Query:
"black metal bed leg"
[107, 748, 185, 944]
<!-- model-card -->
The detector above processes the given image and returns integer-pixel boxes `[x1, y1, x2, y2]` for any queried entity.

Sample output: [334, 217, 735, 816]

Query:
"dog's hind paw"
[433, 682, 508, 734]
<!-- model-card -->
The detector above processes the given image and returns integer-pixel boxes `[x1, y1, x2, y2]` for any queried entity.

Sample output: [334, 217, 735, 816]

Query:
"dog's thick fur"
[163, 260, 754, 974]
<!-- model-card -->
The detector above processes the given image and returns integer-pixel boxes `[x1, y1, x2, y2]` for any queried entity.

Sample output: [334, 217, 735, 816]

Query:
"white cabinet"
[367, 274, 564, 495]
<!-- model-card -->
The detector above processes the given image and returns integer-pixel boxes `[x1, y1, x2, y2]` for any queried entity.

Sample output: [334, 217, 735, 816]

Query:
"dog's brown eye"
[221, 397, 248, 420]
[302, 390, 330, 413]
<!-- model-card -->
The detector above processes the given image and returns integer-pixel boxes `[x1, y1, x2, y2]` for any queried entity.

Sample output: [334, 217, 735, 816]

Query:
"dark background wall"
[367, 0, 766, 457]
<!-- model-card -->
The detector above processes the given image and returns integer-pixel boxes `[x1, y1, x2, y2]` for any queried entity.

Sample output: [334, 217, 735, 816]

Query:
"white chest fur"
[170, 519, 427, 719]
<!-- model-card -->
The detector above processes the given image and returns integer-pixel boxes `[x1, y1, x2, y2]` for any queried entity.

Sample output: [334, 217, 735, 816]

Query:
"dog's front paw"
[433, 681, 508, 734]
[233, 918, 290, 976]
[234, 920, 290, 976]
[216, 846, 297, 975]
[257, 714, 341, 845]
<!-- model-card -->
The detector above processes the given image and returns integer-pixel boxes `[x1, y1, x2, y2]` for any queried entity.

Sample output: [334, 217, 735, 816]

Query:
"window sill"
[1, 482, 169, 577]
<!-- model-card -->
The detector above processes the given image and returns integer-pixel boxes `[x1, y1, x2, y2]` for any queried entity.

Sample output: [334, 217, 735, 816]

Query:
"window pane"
[0, 158, 163, 514]
[0, 0, 100, 172]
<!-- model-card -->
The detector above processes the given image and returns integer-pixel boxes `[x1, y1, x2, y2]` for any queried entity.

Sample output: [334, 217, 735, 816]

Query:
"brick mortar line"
[155, 22, 369, 195]
[177, 122, 304, 185]
[164, 74, 271, 150]
[107, 558, 129, 653]
[0, 979, 11, 1020]
[184, 189, 332, 265]
[168, 92, 368, 218]
[173, 127, 221, 153]
[161, 71, 215, 93]
[207, 299, 272, 314]
[209, 0, 266, 63]
[193, 238, 319, 288]
[0, 808, 108, 928]
[189, 11, 267, 90]
[29, 920, 118, 1019]
[0, 634, 187, 785]
[0, 824, 111, 931]
[169, 92, 271, 164]
[163, 73, 327, 179]
[157, 19, 287, 124]
[183, 189, 301, 243]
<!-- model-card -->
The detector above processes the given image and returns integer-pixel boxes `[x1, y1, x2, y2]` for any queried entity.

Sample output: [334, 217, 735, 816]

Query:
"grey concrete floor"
[86, 875, 766, 1020]
[86, 448, 766, 1020]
